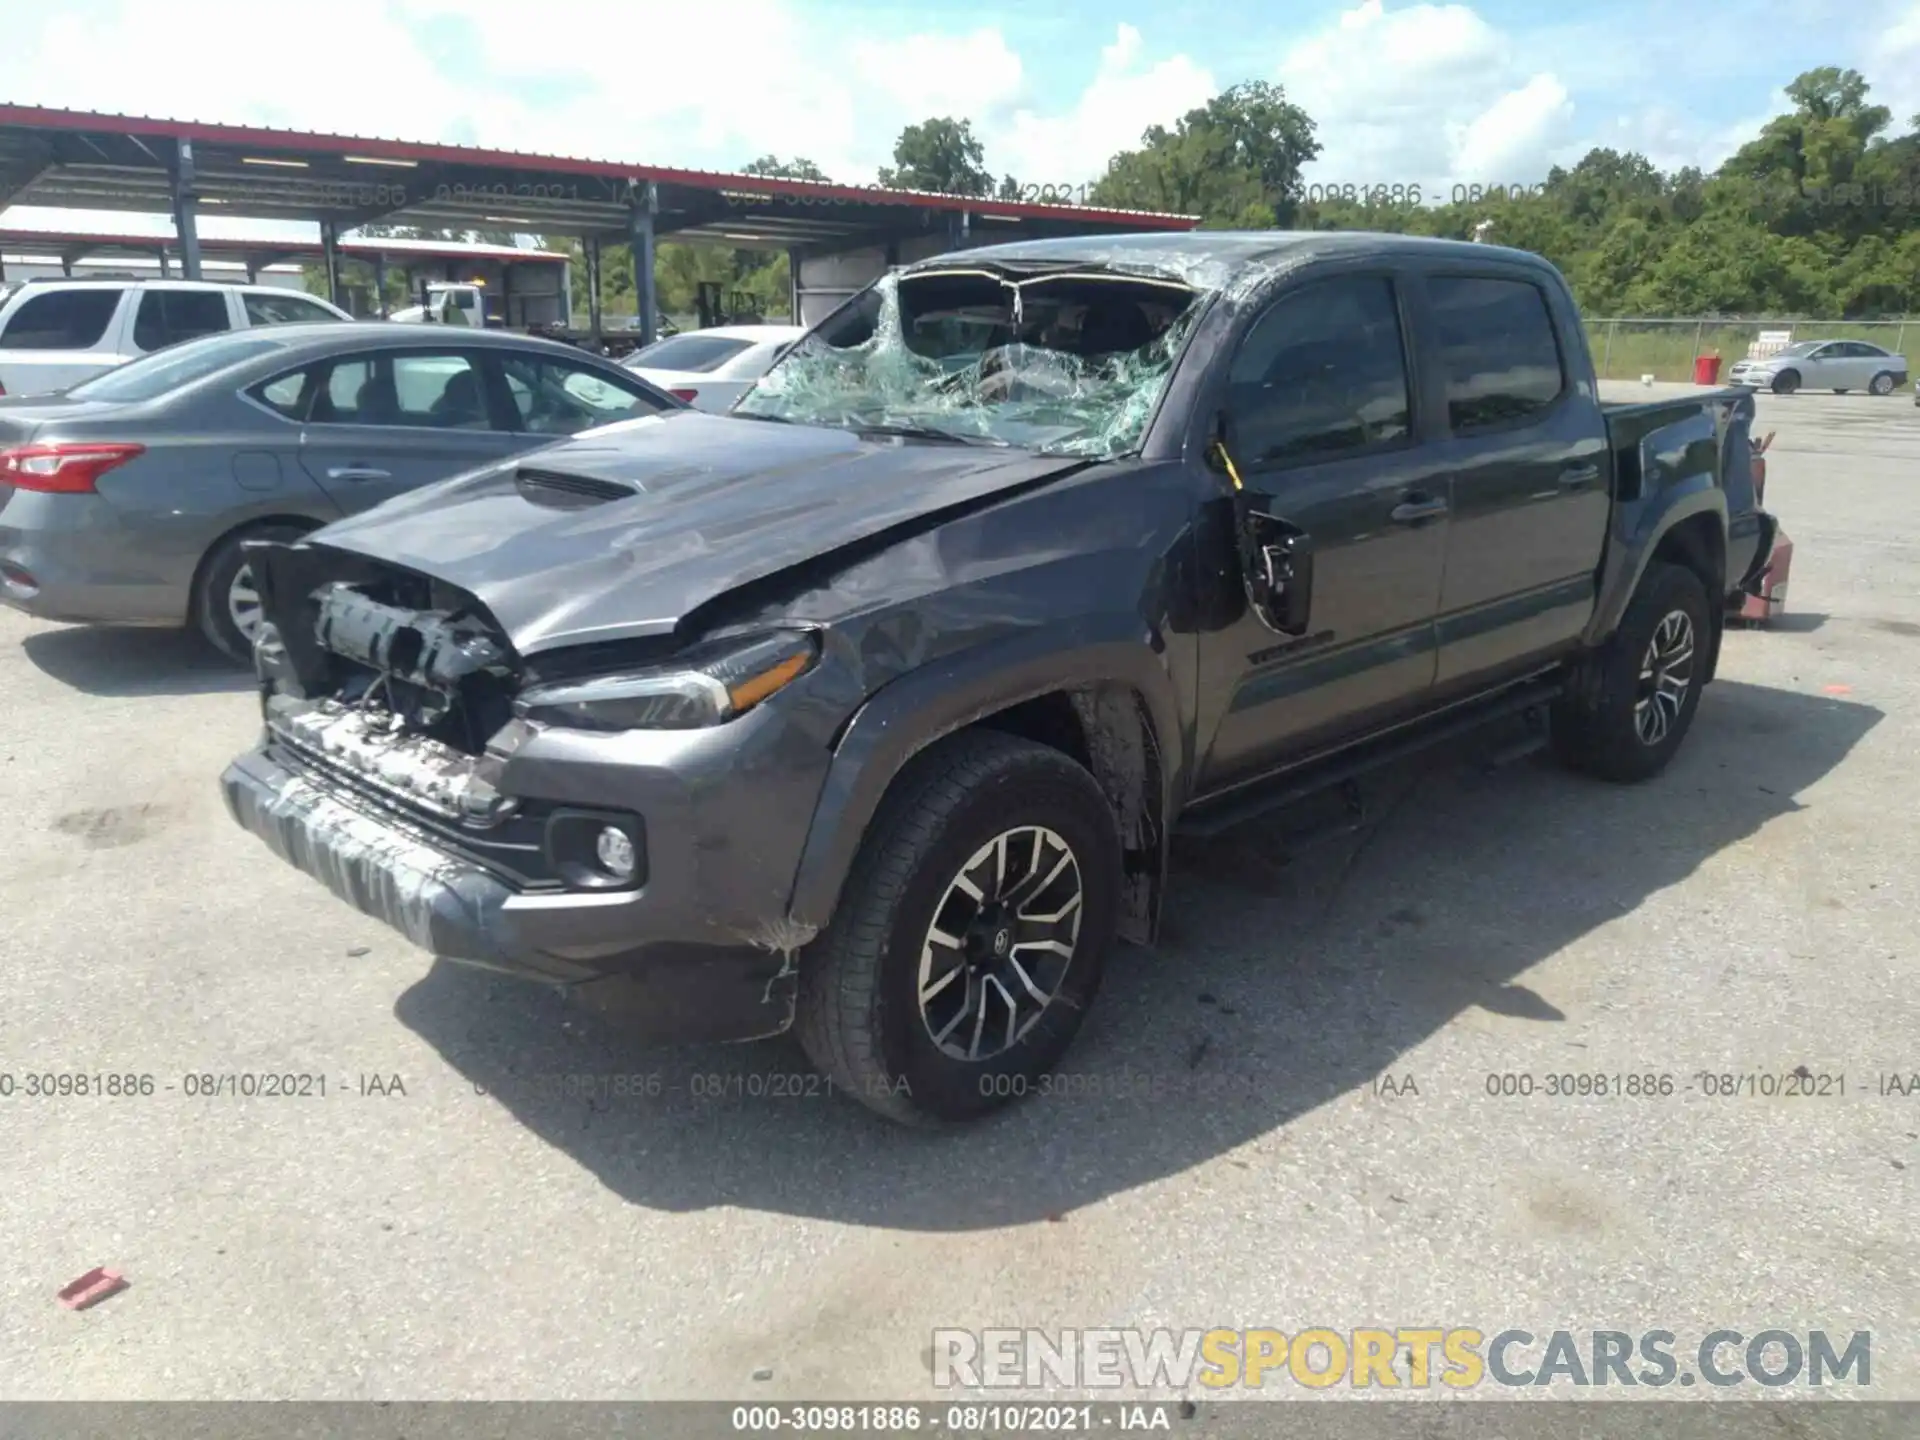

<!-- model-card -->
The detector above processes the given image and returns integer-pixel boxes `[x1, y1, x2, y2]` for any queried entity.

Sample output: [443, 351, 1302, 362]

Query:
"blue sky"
[4, 0, 1918, 243]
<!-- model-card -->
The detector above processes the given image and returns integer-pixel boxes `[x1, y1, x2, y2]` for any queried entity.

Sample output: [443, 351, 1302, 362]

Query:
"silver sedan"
[1727, 338, 1910, 395]
[1, 323, 679, 659]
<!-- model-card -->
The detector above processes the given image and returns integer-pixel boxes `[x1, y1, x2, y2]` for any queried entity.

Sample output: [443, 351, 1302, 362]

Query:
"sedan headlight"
[514, 630, 820, 731]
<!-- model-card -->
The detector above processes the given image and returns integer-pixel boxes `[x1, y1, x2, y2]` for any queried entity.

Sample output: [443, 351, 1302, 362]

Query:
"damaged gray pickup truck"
[221, 232, 1778, 1125]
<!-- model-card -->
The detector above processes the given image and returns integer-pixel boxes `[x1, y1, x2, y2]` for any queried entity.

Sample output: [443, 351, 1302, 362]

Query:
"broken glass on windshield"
[735, 267, 1206, 458]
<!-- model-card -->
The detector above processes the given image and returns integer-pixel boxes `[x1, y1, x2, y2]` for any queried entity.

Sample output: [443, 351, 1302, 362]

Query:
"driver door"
[1193, 271, 1450, 794]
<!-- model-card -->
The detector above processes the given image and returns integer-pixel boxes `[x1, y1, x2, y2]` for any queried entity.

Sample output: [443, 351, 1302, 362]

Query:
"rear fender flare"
[785, 615, 1183, 938]
[1583, 477, 1726, 649]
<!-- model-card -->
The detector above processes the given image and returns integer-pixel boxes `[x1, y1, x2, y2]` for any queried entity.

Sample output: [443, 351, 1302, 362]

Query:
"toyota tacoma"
[221, 232, 1779, 1124]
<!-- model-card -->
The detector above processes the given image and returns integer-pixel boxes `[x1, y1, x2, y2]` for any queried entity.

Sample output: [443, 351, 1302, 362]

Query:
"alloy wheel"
[227, 564, 265, 646]
[1633, 609, 1695, 747]
[917, 825, 1084, 1061]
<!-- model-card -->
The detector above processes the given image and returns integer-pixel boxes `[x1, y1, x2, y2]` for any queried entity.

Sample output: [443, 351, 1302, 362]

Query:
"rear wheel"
[1869, 371, 1896, 396]
[1552, 561, 1710, 783]
[1771, 369, 1801, 395]
[794, 729, 1121, 1126]
[194, 522, 311, 664]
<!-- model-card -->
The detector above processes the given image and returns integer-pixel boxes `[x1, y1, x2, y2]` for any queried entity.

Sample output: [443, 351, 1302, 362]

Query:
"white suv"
[0, 279, 352, 397]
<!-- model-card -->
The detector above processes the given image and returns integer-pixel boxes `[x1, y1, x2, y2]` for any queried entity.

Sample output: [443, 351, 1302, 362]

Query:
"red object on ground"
[1694, 354, 1723, 385]
[56, 1267, 127, 1310]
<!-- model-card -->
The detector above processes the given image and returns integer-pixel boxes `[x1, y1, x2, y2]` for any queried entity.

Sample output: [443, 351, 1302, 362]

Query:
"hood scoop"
[514, 467, 635, 510]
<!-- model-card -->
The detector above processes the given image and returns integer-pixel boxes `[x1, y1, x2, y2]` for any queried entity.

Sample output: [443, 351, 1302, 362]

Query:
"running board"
[1177, 675, 1564, 840]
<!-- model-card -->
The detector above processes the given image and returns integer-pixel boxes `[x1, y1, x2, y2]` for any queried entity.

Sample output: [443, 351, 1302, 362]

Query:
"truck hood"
[304, 409, 1089, 655]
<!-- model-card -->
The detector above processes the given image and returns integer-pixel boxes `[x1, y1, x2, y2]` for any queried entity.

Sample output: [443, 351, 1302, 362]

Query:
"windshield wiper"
[852, 421, 1007, 447]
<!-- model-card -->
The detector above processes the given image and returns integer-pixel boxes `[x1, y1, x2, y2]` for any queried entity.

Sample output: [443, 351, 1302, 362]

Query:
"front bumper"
[220, 744, 806, 1043]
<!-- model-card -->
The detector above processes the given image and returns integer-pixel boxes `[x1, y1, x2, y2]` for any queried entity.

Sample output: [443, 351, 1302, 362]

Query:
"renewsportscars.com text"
[931, 1327, 1872, 1390]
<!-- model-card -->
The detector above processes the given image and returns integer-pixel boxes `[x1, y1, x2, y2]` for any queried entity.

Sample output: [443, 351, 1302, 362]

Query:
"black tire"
[193, 522, 310, 664]
[1552, 561, 1711, 784]
[1868, 371, 1895, 396]
[794, 729, 1122, 1126]
[1771, 369, 1800, 395]
[1832, 388, 1848, 394]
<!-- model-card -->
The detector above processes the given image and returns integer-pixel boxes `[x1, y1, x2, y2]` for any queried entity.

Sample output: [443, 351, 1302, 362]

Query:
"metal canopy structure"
[0, 106, 1199, 343]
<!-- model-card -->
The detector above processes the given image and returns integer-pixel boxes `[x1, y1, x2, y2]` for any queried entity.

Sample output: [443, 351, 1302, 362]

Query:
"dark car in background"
[0, 324, 679, 658]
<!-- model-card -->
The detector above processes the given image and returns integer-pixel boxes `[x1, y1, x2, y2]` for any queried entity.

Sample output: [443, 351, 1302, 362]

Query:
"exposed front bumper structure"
[220, 743, 808, 1043]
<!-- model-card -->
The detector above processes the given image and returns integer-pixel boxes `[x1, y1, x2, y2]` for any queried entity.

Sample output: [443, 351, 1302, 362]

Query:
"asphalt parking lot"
[1, 387, 1916, 1402]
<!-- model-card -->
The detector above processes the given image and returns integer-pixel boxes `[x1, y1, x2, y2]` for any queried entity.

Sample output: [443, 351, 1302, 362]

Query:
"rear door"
[293, 348, 525, 512]
[0, 287, 129, 394]
[129, 287, 235, 358]
[1415, 268, 1609, 691]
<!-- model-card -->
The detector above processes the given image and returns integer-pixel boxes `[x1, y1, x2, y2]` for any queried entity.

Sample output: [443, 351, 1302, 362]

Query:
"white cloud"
[1278, 0, 1572, 190]
[1872, 0, 1920, 121]
[1451, 75, 1575, 182]
[988, 25, 1217, 186]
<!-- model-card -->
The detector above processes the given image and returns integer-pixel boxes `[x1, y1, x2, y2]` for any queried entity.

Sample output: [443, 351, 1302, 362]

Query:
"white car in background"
[622, 324, 807, 412]
[0, 278, 350, 396]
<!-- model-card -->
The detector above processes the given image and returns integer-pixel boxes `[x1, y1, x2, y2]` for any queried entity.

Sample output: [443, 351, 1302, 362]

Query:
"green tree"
[738, 155, 830, 181]
[878, 117, 993, 196]
[1088, 81, 1319, 227]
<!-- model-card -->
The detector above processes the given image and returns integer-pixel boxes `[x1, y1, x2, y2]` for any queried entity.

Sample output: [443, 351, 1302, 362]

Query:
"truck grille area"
[246, 543, 565, 891]
[263, 697, 564, 892]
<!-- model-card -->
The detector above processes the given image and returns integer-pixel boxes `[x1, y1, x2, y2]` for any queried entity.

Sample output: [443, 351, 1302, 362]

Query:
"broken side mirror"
[1237, 504, 1315, 636]
[1210, 413, 1314, 637]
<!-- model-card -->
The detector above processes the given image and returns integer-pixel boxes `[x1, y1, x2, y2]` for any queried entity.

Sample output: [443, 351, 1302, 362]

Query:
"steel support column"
[373, 253, 388, 318]
[168, 138, 203, 281]
[319, 221, 343, 310]
[629, 182, 659, 348]
[157, 247, 170, 278]
[585, 237, 603, 342]
[787, 246, 801, 324]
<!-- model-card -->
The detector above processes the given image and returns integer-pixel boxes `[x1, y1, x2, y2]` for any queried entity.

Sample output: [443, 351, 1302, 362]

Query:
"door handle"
[1559, 463, 1602, 488]
[326, 465, 391, 481]
[1390, 495, 1448, 524]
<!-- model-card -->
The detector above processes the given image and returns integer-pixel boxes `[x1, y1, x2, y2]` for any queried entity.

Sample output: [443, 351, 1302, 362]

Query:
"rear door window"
[132, 289, 235, 352]
[311, 352, 495, 429]
[1426, 275, 1566, 432]
[0, 288, 124, 350]
[243, 291, 342, 326]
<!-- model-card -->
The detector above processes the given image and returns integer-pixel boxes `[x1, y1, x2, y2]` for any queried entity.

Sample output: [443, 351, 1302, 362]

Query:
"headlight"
[514, 630, 820, 731]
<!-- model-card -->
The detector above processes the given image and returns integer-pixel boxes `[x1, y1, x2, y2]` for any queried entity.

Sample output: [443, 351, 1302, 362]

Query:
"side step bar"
[1176, 674, 1565, 840]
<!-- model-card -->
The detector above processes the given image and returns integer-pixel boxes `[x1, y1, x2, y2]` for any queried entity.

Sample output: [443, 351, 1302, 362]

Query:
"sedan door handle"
[1390, 495, 1449, 524]
[326, 465, 391, 481]
[1559, 463, 1602, 488]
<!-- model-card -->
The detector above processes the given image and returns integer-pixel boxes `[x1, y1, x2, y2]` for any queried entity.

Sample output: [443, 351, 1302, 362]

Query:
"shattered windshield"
[735, 266, 1206, 458]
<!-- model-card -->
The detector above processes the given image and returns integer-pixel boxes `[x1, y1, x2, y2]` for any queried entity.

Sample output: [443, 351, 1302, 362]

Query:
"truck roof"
[908, 229, 1558, 292]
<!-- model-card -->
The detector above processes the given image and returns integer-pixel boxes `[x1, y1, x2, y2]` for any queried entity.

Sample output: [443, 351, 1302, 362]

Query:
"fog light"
[595, 825, 636, 880]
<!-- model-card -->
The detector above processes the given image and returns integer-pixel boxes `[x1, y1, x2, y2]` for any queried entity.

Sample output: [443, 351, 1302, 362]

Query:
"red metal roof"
[0, 105, 1200, 231]
[0, 226, 568, 265]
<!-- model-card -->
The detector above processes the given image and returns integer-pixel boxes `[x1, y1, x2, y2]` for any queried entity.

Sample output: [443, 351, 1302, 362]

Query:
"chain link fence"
[1584, 317, 1914, 384]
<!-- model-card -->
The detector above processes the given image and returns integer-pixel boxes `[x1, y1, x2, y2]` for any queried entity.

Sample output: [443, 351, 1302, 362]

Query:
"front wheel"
[1771, 369, 1801, 395]
[1552, 561, 1711, 783]
[794, 729, 1122, 1125]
